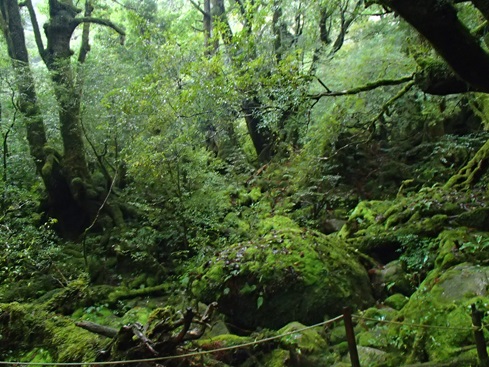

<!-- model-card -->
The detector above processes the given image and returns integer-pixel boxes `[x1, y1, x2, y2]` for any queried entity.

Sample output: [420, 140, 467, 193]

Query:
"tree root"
[444, 138, 489, 190]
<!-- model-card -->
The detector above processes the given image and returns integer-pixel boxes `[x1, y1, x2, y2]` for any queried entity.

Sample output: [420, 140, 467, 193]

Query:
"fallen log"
[75, 320, 117, 338]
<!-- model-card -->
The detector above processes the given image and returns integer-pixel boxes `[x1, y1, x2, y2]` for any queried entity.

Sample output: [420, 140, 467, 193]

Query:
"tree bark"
[75, 321, 118, 338]
[43, 1, 90, 182]
[242, 98, 274, 163]
[0, 0, 47, 174]
[375, 0, 489, 93]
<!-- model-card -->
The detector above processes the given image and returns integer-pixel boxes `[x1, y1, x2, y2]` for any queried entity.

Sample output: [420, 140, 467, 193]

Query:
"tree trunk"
[1, 0, 124, 237]
[43, 1, 90, 183]
[376, 0, 489, 92]
[0, 0, 91, 236]
[0, 0, 47, 174]
[242, 98, 274, 163]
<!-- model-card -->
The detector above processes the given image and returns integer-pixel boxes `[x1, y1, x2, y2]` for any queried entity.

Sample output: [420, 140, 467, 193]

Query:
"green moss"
[145, 306, 181, 338]
[108, 284, 168, 303]
[384, 294, 408, 310]
[334, 341, 349, 356]
[128, 274, 148, 289]
[249, 187, 262, 202]
[278, 322, 327, 353]
[18, 348, 53, 365]
[328, 324, 347, 345]
[435, 228, 471, 269]
[433, 229, 489, 275]
[73, 305, 118, 327]
[191, 216, 373, 330]
[44, 274, 89, 314]
[444, 139, 489, 189]
[378, 263, 489, 364]
[198, 333, 251, 347]
[338, 200, 392, 238]
[223, 212, 251, 236]
[262, 349, 290, 367]
[0, 302, 105, 362]
[256, 215, 299, 235]
[48, 318, 102, 362]
[343, 187, 477, 243]
[121, 306, 151, 325]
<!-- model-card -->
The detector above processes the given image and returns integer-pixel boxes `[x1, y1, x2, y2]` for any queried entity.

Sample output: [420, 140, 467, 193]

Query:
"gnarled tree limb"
[309, 75, 414, 100]
[73, 17, 125, 39]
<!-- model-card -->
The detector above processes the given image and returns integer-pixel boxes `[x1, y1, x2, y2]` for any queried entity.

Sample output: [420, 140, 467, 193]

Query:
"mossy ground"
[0, 302, 107, 363]
[5, 148, 489, 366]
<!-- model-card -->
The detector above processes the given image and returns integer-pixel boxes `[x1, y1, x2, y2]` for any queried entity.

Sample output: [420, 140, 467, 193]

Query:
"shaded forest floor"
[3, 130, 489, 366]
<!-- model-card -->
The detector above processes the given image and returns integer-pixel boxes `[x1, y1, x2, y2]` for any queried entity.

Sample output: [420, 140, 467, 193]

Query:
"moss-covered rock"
[44, 275, 90, 314]
[197, 333, 255, 366]
[277, 322, 330, 367]
[370, 260, 415, 298]
[278, 321, 327, 353]
[383, 293, 409, 310]
[379, 263, 489, 364]
[191, 216, 374, 331]
[358, 346, 391, 367]
[0, 302, 106, 362]
[340, 188, 480, 246]
[355, 306, 399, 354]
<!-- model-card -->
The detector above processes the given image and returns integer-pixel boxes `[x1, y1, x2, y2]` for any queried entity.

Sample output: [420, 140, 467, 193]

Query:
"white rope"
[0, 315, 344, 366]
[353, 315, 474, 331]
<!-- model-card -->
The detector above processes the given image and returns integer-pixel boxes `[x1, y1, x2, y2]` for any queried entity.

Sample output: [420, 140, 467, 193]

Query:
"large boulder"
[191, 216, 374, 332]
[355, 263, 489, 365]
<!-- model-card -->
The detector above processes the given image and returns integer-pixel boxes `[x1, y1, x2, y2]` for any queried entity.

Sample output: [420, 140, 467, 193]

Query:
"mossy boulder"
[339, 188, 480, 250]
[276, 321, 330, 366]
[436, 229, 489, 270]
[191, 216, 374, 331]
[355, 306, 400, 354]
[370, 260, 415, 298]
[379, 263, 489, 364]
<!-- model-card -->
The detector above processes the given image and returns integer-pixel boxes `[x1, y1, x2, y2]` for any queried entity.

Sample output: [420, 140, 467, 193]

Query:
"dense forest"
[1, 0, 489, 366]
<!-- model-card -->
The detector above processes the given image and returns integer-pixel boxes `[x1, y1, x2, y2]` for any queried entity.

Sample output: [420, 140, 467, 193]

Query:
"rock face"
[432, 263, 489, 302]
[191, 216, 374, 332]
[352, 263, 489, 366]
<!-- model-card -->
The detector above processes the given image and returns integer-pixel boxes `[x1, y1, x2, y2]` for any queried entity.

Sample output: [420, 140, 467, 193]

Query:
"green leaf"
[257, 296, 264, 309]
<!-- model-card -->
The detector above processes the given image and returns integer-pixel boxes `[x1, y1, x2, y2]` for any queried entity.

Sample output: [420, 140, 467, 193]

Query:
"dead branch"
[75, 321, 117, 338]
[76, 303, 218, 363]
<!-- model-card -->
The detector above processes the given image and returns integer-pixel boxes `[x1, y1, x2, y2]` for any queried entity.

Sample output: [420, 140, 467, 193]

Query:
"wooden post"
[343, 306, 361, 367]
[471, 303, 489, 367]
